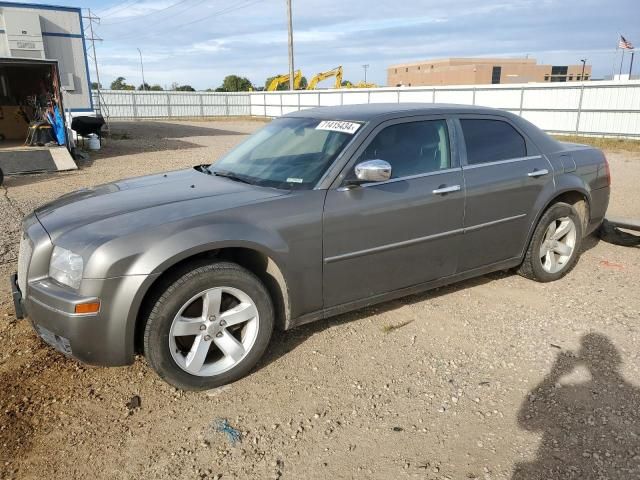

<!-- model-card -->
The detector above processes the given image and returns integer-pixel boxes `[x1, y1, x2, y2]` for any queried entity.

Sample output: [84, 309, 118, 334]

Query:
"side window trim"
[355, 166, 462, 189]
[456, 115, 537, 167]
[462, 154, 543, 170]
[331, 115, 457, 189]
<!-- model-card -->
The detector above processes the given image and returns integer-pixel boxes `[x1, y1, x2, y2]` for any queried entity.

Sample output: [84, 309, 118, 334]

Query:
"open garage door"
[0, 57, 76, 180]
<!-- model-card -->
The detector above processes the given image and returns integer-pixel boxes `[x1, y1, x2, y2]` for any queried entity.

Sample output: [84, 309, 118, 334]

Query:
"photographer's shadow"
[513, 333, 640, 479]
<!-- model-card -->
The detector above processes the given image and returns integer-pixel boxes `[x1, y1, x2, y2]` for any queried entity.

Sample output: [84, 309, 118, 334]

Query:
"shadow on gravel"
[512, 333, 640, 479]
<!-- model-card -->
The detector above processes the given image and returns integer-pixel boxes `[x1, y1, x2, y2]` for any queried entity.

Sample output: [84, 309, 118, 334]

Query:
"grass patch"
[381, 319, 414, 333]
[553, 134, 640, 153]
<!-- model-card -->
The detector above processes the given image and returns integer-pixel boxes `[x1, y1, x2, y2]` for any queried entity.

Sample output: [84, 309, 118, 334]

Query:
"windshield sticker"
[286, 177, 304, 183]
[316, 120, 361, 135]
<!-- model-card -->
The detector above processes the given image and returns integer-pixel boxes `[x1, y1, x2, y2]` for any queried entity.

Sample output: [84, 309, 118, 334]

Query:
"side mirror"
[353, 159, 392, 183]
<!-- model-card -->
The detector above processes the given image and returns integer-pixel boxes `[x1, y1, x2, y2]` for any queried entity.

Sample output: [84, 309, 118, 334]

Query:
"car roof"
[284, 102, 562, 154]
[284, 102, 503, 122]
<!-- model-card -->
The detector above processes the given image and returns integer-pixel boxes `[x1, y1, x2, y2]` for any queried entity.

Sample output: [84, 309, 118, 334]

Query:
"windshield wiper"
[212, 170, 253, 185]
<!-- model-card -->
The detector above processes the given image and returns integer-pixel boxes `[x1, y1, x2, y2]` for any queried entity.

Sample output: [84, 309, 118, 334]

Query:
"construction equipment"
[267, 70, 303, 91]
[307, 66, 343, 90]
[343, 80, 378, 89]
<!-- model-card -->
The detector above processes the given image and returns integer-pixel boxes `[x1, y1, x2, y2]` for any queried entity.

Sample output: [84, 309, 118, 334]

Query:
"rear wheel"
[518, 202, 583, 282]
[144, 262, 274, 390]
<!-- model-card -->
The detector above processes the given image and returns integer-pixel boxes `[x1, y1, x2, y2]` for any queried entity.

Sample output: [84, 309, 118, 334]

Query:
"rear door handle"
[432, 185, 461, 195]
[528, 169, 549, 178]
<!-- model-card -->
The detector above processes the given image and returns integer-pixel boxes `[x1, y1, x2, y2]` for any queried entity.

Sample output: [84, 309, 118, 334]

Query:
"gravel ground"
[0, 119, 639, 480]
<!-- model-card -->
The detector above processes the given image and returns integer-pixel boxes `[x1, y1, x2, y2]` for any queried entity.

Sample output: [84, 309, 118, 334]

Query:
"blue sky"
[12, 0, 640, 89]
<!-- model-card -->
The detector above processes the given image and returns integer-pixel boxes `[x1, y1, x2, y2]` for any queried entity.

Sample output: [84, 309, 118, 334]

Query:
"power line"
[103, 0, 210, 30]
[97, 0, 141, 18]
[101, 0, 200, 26]
[109, 0, 267, 42]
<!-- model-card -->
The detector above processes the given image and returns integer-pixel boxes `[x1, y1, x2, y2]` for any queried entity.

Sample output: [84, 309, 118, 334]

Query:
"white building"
[0, 1, 92, 112]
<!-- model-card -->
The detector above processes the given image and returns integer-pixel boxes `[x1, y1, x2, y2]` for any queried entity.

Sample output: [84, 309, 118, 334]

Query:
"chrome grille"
[17, 234, 32, 297]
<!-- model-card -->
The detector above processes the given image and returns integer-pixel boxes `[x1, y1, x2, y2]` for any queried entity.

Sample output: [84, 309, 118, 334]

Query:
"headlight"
[49, 246, 83, 289]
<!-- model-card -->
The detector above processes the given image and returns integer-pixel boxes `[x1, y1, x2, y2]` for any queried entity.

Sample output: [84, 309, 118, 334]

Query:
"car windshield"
[210, 117, 359, 190]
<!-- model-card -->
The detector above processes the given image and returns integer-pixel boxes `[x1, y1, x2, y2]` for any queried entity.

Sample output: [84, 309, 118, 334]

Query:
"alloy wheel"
[169, 286, 259, 377]
[539, 216, 577, 274]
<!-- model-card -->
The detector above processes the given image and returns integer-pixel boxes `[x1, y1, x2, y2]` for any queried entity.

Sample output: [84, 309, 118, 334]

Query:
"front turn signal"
[75, 301, 101, 314]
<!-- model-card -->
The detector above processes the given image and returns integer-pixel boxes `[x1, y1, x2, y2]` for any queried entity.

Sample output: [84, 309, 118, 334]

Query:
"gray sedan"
[11, 104, 610, 390]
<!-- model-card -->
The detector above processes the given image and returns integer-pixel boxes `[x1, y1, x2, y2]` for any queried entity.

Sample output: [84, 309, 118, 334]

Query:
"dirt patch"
[0, 119, 638, 480]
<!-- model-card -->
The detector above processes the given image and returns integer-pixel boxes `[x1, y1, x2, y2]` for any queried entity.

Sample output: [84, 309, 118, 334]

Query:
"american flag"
[618, 35, 634, 50]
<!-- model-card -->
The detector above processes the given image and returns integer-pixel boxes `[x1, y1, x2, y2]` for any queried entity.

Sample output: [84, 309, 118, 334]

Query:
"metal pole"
[87, 9, 101, 92]
[362, 64, 369, 83]
[619, 49, 625, 77]
[580, 59, 586, 80]
[137, 48, 147, 91]
[629, 52, 635, 78]
[286, 0, 294, 90]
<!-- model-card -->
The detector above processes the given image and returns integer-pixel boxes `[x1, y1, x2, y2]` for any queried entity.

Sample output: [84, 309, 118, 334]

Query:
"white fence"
[93, 90, 251, 118]
[94, 80, 640, 137]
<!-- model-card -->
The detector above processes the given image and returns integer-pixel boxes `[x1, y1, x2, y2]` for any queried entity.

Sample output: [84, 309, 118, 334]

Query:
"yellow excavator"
[307, 66, 343, 90]
[343, 80, 378, 89]
[267, 70, 303, 91]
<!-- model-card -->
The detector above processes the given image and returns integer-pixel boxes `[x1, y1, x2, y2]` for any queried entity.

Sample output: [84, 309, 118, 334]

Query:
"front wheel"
[518, 202, 583, 282]
[143, 262, 274, 390]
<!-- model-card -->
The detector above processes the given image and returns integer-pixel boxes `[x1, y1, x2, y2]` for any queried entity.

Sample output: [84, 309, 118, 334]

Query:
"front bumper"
[11, 271, 154, 366]
[12, 213, 159, 367]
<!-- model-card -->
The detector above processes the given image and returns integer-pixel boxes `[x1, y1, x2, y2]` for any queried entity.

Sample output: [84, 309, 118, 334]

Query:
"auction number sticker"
[316, 120, 361, 134]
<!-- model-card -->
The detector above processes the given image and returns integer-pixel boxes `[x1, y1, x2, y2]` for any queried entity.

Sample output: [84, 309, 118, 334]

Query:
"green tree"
[220, 75, 253, 92]
[91, 81, 102, 89]
[138, 82, 151, 91]
[149, 84, 164, 91]
[173, 84, 195, 92]
[110, 76, 135, 90]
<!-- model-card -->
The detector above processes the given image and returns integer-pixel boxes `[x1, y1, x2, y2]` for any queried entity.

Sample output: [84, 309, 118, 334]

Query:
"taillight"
[603, 154, 611, 186]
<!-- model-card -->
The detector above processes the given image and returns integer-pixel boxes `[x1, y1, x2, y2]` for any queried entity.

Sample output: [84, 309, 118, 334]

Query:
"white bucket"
[87, 133, 100, 151]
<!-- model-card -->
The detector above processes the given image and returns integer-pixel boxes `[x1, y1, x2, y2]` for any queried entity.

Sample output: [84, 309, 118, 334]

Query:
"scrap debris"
[212, 418, 242, 445]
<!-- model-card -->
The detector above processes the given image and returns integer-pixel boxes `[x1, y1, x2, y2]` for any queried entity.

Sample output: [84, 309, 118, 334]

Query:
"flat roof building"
[388, 57, 592, 87]
[0, 1, 92, 112]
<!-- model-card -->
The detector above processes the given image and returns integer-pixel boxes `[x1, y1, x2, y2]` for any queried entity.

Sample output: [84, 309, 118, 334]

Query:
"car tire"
[518, 202, 583, 282]
[143, 261, 274, 391]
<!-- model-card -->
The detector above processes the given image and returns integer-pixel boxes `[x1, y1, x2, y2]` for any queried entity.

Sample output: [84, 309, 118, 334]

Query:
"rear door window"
[460, 119, 527, 165]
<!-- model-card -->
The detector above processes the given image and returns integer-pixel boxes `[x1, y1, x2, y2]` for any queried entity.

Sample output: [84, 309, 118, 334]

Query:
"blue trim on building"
[0, 1, 93, 112]
[69, 108, 94, 112]
[0, 1, 80, 13]
[42, 32, 83, 38]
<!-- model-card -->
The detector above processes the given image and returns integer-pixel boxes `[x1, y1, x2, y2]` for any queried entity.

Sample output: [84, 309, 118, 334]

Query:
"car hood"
[35, 167, 286, 241]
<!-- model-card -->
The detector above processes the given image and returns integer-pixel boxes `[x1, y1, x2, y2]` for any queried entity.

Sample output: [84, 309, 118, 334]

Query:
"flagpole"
[630, 51, 636, 78]
[612, 35, 620, 79]
[619, 49, 625, 77]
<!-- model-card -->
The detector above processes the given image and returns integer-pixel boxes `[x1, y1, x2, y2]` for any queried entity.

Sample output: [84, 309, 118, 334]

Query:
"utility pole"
[286, 0, 294, 90]
[137, 48, 147, 90]
[580, 58, 586, 80]
[83, 9, 102, 93]
[362, 64, 369, 83]
[83, 8, 109, 132]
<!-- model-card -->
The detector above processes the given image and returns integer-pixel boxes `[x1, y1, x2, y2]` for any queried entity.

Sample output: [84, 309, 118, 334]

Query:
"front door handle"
[432, 185, 461, 195]
[528, 169, 549, 178]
